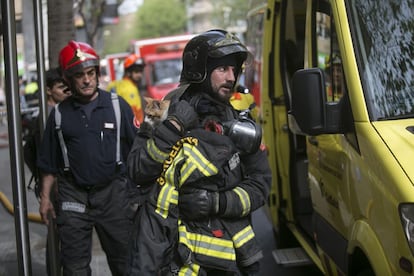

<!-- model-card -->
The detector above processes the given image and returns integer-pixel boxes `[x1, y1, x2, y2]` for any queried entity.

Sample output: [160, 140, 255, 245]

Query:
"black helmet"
[180, 29, 249, 84]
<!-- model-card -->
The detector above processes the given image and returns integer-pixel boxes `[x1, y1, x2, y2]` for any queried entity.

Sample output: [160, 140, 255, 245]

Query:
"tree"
[102, 12, 140, 55]
[75, 0, 107, 47]
[136, 0, 187, 38]
[47, 0, 75, 68]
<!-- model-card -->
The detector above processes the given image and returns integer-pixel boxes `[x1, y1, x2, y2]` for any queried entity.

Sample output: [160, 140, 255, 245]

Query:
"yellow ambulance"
[252, 0, 414, 275]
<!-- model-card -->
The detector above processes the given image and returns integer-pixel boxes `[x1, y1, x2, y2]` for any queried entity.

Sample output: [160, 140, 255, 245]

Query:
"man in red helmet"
[37, 40, 139, 276]
[107, 53, 145, 124]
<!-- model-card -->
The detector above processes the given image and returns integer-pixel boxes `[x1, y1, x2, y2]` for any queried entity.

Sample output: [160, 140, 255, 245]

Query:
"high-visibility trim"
[164, 152, 186, 187]
[163, 142, 219, 188]
[157, 136, 199, 186]
[233, 225, 255, 248]
[147, 139, 169, 163]
[155, 184, 178, 218]
[181, 143, 218, 179]
[179, 263, 200, 276]
[233, 187, 251, 216]
[179, 225, 236, 261]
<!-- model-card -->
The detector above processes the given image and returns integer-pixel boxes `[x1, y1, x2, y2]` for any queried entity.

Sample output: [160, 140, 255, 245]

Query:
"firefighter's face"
[72, 66, 98, 101]
[129, 68, 143, 83]
[210, 65, 236, 102]
[332, 63, 342, 87]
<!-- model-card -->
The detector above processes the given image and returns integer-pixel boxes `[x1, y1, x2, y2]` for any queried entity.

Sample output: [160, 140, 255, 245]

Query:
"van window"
[245, 1, 266, 106]
[315, 3, 347, 103]
[348, 0, 414, 120]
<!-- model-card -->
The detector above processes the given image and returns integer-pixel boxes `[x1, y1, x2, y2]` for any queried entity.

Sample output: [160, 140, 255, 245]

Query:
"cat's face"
[144, 96, 170, 127]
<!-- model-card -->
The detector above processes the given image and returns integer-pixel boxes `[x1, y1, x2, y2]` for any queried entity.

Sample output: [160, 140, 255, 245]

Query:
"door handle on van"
[308, 136, 318, 146]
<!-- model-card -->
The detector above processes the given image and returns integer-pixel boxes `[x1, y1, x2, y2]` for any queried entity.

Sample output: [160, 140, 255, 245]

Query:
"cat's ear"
[161, 99, 171, 109]
[144, 96, 153, 104]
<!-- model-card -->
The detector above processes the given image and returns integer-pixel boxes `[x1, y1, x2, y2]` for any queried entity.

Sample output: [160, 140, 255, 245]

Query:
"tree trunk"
[47, 0, 75, 68]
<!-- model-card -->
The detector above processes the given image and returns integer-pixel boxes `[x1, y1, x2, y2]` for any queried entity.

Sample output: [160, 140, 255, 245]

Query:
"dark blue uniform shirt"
[37, 89, 137, 187]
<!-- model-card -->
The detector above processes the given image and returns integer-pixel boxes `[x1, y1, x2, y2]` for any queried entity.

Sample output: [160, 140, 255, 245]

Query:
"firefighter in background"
[325, 52, 344, 102]
[37, 40, 138, 276]
[107, 53, 145, 124]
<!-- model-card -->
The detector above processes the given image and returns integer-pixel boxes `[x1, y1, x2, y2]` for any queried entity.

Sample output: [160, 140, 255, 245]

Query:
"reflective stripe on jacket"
[153, 129, 262, 274]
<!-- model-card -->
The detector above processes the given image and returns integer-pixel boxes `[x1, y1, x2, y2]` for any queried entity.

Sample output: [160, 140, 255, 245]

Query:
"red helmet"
[124, 53, 145, 71]
[59, 40, 100, 77]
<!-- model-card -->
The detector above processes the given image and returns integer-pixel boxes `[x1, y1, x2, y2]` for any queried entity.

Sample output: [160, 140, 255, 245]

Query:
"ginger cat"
[143, 96, 171, 128]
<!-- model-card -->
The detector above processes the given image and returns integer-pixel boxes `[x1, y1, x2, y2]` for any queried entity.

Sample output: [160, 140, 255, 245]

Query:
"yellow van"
[250, 0, 414, 275]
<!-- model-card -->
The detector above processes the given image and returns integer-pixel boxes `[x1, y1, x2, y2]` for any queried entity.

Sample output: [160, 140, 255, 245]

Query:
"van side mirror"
[288, 68, 343, 135]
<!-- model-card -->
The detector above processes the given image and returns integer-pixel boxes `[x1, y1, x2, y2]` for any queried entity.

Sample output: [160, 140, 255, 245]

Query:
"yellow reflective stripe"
[233, 225, 255, 248]
[165, 152, 186, 187]
[147, 139, 169, 163]
[179, 263, 200, 276]
[179, 162, 197, 186]
[155, 185, 178, 218]
[175, 143, 219, 187]
[183, 143, 218, 177]
[233, 187, 251, 216]
[179, 225, 236, 261]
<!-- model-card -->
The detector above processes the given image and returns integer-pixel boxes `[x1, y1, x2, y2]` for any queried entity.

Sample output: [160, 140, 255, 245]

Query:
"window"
[315, 2, 347, 102]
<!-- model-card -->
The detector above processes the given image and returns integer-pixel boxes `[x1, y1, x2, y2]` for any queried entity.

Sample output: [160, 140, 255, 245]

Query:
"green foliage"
[210, 0, 250, 29]
[102, 0, 187, 55]
[137, 0, 187, 38]
[102, 13, 140, 55]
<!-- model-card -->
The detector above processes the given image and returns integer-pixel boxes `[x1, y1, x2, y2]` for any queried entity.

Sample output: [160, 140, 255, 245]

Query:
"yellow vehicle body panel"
[256, 0, 414, 275]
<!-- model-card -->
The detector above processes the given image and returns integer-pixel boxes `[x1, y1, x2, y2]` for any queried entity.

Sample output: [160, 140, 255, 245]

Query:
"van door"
[306, 0, 357, 272]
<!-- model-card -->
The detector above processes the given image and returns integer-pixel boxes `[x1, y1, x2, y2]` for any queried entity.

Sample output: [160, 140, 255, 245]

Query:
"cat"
[142, 96, 170, 130]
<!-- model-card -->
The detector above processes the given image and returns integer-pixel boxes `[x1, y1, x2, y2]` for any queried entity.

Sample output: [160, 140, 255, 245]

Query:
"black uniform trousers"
[56, 173, 134, 276]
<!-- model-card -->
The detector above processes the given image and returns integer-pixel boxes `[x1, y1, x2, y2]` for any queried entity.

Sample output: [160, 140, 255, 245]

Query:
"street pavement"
[0, 122, 322, 276]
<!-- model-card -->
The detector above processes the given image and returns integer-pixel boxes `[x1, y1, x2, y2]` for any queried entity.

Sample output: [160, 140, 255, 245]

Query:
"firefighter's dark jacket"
[126, 86, 272, 274]
[37, 89, 137, 186]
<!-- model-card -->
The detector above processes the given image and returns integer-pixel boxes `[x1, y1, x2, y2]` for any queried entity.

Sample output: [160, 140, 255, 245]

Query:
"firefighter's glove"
[179, 188, 219, 220]
[167, 101, 198, 133]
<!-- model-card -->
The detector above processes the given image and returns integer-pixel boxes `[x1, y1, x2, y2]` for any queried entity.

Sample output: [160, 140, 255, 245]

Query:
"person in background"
[107, 53, 145, 125]
[19, 76, 28, 109]
[25, 77, 39, 107]
[127, 29, 271, 275]
[22, 67, 71, 275]
[24, 67, 71, 193]
[44, 67, 71, 113]
[37, 40, 139, 276]
[325, 52, 344, 101]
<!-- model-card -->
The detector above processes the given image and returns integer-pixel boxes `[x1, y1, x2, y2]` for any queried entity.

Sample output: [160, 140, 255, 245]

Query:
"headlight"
[400, 204, 414, 255]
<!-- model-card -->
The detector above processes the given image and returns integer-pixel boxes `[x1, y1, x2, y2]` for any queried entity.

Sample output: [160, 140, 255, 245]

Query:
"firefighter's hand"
[167, 101, 198, 133]
[179, 188, 219, 220]
[39, 197, 56, 226]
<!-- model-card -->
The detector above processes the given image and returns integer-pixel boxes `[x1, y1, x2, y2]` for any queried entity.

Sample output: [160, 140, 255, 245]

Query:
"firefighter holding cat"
[127, 30, 271, 275]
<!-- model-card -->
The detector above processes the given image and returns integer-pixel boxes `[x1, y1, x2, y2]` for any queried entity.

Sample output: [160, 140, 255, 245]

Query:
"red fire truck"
[104, 34, 195, 100]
